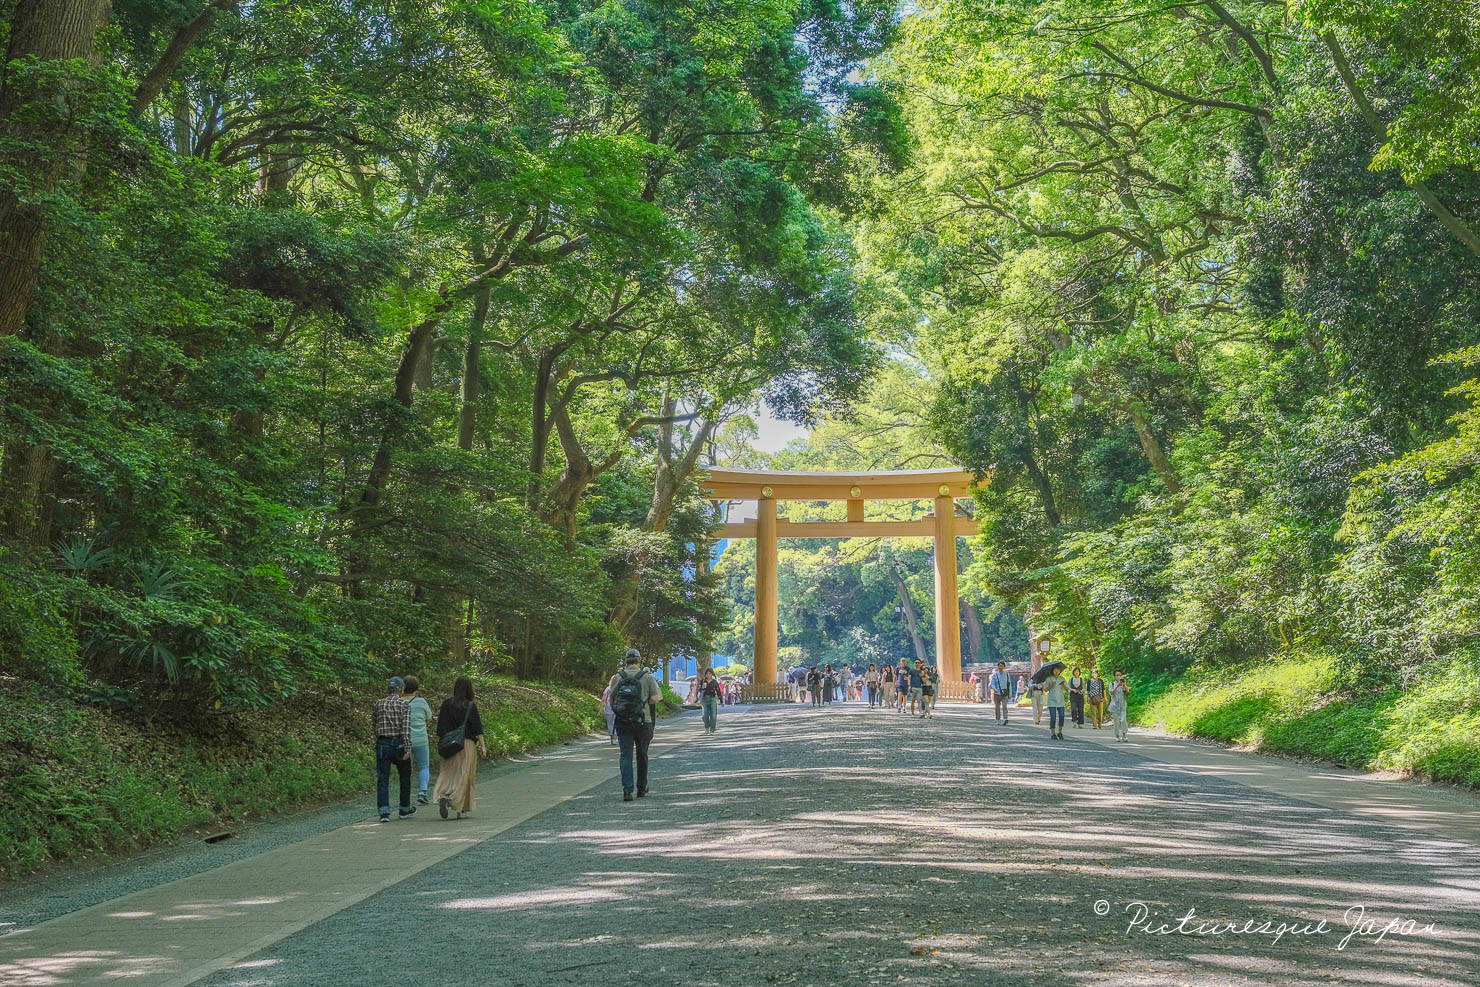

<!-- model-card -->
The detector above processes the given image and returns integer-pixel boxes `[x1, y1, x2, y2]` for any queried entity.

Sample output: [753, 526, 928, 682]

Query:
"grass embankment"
[1130, 652, 1480, 789]
[0, 674, 604, 881]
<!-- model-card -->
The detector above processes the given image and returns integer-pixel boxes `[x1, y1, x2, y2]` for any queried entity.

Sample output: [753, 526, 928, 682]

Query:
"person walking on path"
[373, 677, 415, 823]
[921, 664, 938, 718]
[1030, 675, 1046, 724]
[989, 661, 1012, 724]
[1108, 671, 1131, 741]
[609, 649, 661, 801]
[602, 678, 617, 745]
[1042, 668, 1069, 740]
[433, 676, 487, 819]
[404, 676, 434, 805]
[865, 664, 880, 707]
[700, 668, 722, 733]
[905, 661, 924, 716]
[1087, 670, 1107, 729]
[840, 664, 854, 704]
[1068, 668, 1086, 730]
[807, 666, 823, 707]
[881, 664, 895, 708]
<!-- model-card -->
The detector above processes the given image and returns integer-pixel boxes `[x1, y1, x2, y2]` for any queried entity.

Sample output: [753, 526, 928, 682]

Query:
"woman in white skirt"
[1108, 671, 1131, 741]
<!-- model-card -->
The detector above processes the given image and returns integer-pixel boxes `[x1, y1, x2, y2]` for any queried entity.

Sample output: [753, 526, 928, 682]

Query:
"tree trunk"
[344, 316, 438, 594]
[695, 540, 713, 678]
[955, 548, 984, 664]
[0, 0, 112, 338]
[608, 408, 719, 631]
[130, 0, 237, 117]
[456, 286, 490, 450]
[0, 440, 56, 549]
[412, 333, 440, 392]
[1323, 32, 1480, 259]
[172, 93, 192, 155]
[1021, 450, 1061, 526]
[540, 403, 595, 544]
[1124, 402, 1181, 494]
[526, 346, 559, 509]
[889, 563, 929, 666]
[963, 600, 985, 664]
[358, 317, 437, 509]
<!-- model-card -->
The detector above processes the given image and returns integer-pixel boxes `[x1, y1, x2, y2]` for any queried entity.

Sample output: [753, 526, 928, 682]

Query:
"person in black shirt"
[700, 668, 722, 733]
[432, 676, 486, 820]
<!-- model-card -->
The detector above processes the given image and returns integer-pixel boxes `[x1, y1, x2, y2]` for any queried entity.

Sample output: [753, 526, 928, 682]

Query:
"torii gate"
[702, 467, 978, 686]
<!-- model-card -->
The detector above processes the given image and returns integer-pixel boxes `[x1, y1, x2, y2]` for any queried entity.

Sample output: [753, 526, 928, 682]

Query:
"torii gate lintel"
[702, 467, 978, 686]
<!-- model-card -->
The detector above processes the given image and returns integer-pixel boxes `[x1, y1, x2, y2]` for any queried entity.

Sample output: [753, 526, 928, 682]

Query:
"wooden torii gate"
[702, 467, 978, 687]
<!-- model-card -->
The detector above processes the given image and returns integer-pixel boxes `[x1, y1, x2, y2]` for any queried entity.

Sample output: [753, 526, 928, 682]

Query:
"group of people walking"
[797, 663, 853, 704]
[371, 675, 487, 823]
[375, 649, 1135, 821]
[984, 661, 1132, 740]
[798, 659, 942, 717]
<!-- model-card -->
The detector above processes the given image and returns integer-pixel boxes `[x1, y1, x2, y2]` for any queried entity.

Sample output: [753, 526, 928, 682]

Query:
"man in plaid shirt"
[373, 677, 415, 822]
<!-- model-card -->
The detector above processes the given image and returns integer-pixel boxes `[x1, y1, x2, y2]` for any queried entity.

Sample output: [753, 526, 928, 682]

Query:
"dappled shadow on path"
[204, 704, 1480, 987]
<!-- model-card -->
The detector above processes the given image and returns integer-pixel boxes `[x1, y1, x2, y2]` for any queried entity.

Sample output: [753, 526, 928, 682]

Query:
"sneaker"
[417, 792, 430, 805]
[637, 788, 648, 798]
[399, 806, 416, 818]
[439, 796, 450, 819]
[379, 814, 390, 823]
[623, 790, 635, 802]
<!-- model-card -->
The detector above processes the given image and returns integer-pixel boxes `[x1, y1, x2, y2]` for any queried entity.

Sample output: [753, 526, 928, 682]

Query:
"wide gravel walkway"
[194, 703, 1479, 987]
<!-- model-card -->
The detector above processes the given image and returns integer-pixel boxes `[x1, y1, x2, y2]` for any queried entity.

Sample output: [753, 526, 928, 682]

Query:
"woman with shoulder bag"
[433, 676, 487, 820]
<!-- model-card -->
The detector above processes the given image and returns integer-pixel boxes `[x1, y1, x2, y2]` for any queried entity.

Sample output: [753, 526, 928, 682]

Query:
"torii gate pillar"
[933, 491, 963, 681]
[753, 495, 779, 685]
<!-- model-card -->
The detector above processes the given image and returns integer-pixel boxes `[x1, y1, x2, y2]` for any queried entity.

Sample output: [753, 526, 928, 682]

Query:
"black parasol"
[1031, 660, 1066, 684]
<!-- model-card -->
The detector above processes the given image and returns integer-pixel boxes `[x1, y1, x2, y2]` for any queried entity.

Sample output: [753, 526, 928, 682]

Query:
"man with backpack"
[608, 648, 661, 802]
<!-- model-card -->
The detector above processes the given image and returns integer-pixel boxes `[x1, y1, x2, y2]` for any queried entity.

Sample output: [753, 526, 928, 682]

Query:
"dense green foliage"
[6, 0, 1479, 850]
[0, 0, 904, 710]
[836, 0, 1480, 783]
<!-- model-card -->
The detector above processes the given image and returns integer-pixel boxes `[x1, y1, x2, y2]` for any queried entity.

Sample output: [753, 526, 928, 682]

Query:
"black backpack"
[611, 671, 647, 725]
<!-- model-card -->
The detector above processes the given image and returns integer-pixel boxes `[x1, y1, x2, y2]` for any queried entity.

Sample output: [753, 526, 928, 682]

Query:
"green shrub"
[0, 557, 82, 687]
[1134, 650, 1480, 788]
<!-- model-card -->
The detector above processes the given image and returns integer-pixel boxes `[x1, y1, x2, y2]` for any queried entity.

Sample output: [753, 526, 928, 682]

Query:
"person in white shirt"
[1108, 671, 1132, 741]
[404, 675, 435, 805]
[989, 661, 1012, 724]
[1041, 669, 1069, 740]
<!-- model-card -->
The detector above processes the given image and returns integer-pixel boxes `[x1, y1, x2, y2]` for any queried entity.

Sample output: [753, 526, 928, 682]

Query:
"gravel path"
[189, 702, 1480, 987]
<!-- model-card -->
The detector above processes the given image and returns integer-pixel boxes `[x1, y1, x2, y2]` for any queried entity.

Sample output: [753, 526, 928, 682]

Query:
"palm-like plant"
[54, 535, 115, 573]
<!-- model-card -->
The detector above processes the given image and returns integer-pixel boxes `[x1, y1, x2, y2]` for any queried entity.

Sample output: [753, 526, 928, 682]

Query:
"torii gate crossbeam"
[702, 467, 978, 686]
